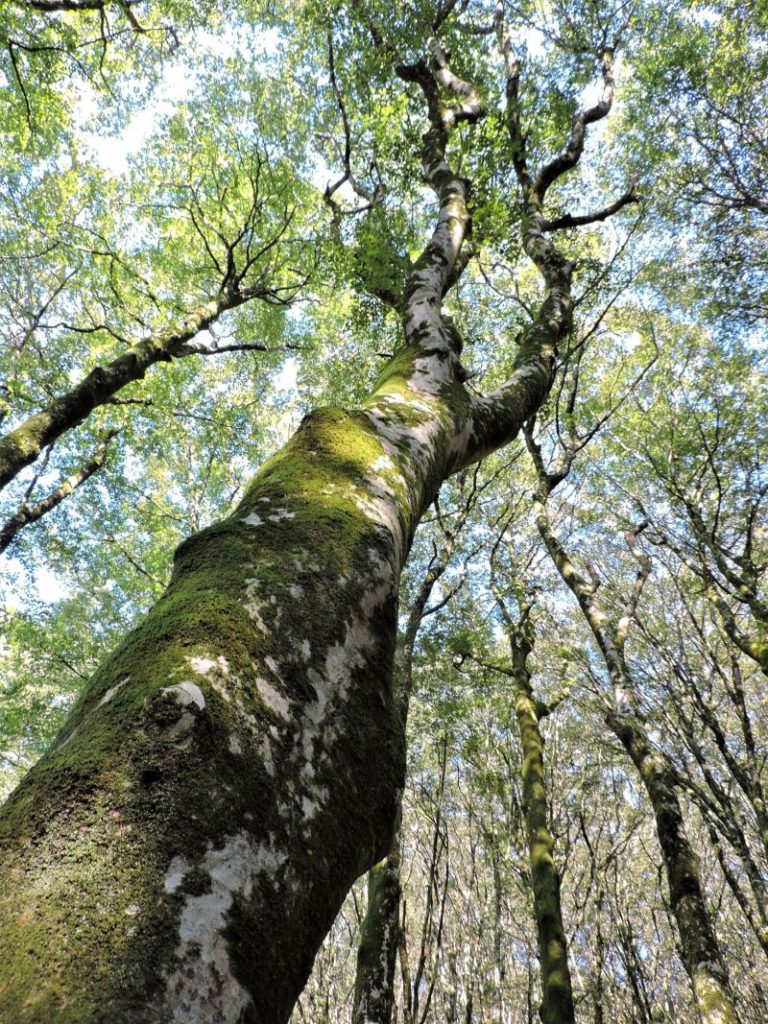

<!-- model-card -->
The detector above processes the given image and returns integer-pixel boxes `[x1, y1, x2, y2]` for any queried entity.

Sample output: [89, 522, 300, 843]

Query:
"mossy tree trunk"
[352, 844, 403, 1024]
[508, 636, 575, 1024]
[606, 710, 741, 1024]
[351, 476, 475, 1024]
[0, 43, 573, 1024]
[475, 584, 576, 1024]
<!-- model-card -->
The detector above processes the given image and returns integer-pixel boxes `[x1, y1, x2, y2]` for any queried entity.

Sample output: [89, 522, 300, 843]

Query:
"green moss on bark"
[0, 399, 424, 1022]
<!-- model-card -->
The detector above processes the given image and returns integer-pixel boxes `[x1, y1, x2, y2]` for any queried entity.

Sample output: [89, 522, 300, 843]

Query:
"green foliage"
[0, 2, 766, 1018]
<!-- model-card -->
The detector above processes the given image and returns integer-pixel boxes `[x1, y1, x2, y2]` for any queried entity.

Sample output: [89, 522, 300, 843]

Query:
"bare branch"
[534, 48, 616, 202]
[542, 176, 641, 232]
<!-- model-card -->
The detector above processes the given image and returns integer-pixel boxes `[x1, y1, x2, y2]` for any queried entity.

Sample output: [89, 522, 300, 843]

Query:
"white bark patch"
[157, 684, 203, 746]
[189, 656, 231, 701]
[255, 676, 290, 720]
[242, 512, 264, 527]
[450, 414, 474, 464]
[167, 711, 196, 746]
[162, 832, 287, 1023]
[362, 408, 409, 452]
[53, 726, 79, 752]
[164, 855, 188, 893]
[243, 578, 269, 634]
[303, 669, 329, 726]
[360, 580, 394, 619]
[162, 682, 206, 711]
[267, 507, 295, 523]
[364, 399, 443, 481]
[368, 548, 394, 582]
[371, 454, 395, 473]
[411, 355, 451, 394]
[259, 736, 275, 776]
[294, 613, 378, 801]
[189, 656, 229, 678]
[302, 796, 319, 820]
[324, 619, 376, 697]
[98, 676, 130, 707]
[353, 491, 403, 559]
[300, 639, 311, 661]
[402, 417, 443, 468]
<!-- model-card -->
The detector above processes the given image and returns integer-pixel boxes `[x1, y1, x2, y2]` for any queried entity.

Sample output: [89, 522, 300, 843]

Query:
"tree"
[0, 1, 644, 1020]
[2, 2, 766, 1023]
[525, 417, 741, 1023]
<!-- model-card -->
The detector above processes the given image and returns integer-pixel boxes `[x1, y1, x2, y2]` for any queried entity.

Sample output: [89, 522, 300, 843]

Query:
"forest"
[0, 1, 766, 1022]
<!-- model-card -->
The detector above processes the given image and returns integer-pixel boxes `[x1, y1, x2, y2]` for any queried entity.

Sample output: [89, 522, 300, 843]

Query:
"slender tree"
[525, 422, 742, 1024]
[462, 577, 576, 1024]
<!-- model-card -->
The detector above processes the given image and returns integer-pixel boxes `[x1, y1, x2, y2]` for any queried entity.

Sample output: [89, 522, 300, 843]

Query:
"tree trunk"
[0, 331, 485, 1021]
[607, 710, 741, 1024]
[486, 589, 577, 1024]
[351, 483, 471, 1024]
[0, 156, 558, 1024]
[352, 843, 402, 1024]
[528, 473, 742, 1024]
[510, 639, 575, 1024]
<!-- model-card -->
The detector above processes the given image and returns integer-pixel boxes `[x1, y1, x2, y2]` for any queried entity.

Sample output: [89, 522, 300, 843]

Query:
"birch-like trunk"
[351, 485, 468, 1024]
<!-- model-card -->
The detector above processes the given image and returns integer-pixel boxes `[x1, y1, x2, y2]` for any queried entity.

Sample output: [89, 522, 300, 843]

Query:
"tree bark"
[0, 10, 625, 1011]
[481, 589, 576, 1024]
[352, 843, 403, 1024]
[351, 465, 486, 1024]
[607, 709, 741, 1024]
[0, 284, 281, 496]
[509, 640, 575, 1024]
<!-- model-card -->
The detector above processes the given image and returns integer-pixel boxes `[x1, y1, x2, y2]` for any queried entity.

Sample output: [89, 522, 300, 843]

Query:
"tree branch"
[534, 48, 616, 202]
[0, 429, 118, 555]
[542, 176, 641, 232]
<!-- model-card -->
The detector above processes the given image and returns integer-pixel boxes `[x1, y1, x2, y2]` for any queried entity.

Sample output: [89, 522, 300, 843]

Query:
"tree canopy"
[0, 1, 766, 1022]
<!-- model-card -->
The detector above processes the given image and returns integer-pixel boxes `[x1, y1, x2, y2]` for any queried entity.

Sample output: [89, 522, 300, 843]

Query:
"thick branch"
[494, 1, 532, 190]
[0, 429, 117, 554]
[393, 37, 483, 383]
[534, 49, 616, 202]
[0, 280, 295, 494]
